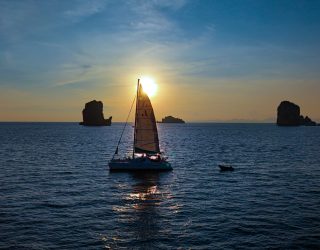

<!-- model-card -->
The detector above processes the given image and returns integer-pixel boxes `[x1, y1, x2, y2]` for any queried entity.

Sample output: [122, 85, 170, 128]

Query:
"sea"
[0, 122, 320, 249]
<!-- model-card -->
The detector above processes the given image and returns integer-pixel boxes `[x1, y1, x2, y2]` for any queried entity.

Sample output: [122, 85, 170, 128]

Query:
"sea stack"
[161, 116, 185, 123]
[276, 101, 317, 126]
[79, 100, 112, 126]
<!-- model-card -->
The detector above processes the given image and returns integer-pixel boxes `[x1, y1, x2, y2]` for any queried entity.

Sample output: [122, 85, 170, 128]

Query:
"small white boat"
[109, 79, 172, 171]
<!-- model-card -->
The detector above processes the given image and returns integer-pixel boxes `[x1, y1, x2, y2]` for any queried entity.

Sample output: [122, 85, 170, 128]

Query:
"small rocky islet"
[79, 100, 112, 126]
[276, 101, 317, 126]
[159, 116, 185, 123]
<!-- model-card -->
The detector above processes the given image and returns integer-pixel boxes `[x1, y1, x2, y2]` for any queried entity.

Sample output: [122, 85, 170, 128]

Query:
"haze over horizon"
[1, 0, 320, 122]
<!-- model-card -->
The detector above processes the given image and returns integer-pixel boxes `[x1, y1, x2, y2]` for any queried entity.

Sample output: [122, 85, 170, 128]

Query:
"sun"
[140, 76, 158, 97]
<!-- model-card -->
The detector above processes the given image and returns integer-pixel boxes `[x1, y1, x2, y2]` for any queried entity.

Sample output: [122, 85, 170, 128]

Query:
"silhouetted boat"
[109, 79, 172, 171]
[219, 165, 234, 171]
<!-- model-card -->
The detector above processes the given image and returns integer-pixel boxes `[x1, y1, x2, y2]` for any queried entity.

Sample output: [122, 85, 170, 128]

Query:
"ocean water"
[1, 122, 320, 249]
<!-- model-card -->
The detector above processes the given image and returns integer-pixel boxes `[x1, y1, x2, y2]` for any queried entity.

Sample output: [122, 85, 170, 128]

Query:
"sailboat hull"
[109, 158, 172, 171]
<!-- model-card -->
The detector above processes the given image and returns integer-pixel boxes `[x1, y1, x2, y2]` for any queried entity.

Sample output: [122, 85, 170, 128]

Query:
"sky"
[1, 0, 320, 122]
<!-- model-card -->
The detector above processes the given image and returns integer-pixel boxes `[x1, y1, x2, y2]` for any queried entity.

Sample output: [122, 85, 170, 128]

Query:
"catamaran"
[109, 79, 172, 171]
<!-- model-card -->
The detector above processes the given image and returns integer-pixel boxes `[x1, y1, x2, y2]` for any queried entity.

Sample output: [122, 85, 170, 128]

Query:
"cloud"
[121, 0, 188, 36]
[0, 0, 108, 43]
[54, 78, 85, 87]
[0, 1, 37, 42]
[144, 0, 187, 10]
[64, 0, 108, 22]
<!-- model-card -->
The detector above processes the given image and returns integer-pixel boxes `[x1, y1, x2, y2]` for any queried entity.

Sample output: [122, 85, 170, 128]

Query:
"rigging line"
[133, 79, 140, 158]
[113, 94, 136, 158]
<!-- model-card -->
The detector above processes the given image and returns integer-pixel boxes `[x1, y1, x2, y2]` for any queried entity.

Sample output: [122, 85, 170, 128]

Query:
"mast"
[132, 79, 140, 158]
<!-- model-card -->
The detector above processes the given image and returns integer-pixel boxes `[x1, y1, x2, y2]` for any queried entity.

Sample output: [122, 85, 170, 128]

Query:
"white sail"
[134, 80, 160, 154]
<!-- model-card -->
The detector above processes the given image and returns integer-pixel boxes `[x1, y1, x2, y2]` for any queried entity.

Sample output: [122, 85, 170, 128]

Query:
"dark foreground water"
[0, 123, 320, 249]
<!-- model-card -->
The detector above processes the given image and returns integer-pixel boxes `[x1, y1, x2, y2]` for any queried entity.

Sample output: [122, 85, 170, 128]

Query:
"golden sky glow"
[1, 1, 320, 122]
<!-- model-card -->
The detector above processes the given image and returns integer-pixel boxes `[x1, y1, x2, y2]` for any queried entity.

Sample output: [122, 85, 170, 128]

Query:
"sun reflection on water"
[105, 173, 175, 248]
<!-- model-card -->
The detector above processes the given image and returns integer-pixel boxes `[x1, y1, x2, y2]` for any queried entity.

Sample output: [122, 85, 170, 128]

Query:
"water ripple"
[0, 123, 320, 249]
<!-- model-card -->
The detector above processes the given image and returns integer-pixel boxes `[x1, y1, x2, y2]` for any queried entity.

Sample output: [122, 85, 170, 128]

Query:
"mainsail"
[133, 80, 160, 155]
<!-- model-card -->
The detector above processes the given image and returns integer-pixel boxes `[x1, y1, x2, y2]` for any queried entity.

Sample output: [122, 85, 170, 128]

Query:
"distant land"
[158, 116, 185, 124]
[2, 117, 320, 124]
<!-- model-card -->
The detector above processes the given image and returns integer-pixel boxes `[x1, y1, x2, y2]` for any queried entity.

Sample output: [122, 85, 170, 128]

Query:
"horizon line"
[0, 120, 276, 124]
[1, 118, 319, 123]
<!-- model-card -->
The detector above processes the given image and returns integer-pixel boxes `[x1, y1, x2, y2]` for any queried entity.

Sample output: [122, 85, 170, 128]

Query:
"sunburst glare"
[140, 76, 158, 97]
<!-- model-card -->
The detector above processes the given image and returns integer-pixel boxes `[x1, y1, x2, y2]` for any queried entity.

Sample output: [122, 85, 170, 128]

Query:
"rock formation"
[160, 116, 185, 123]
[277, 101, 300, 126]
[79, 100, 112, 126]
[303, 116, 317, 126]
[277, 101, 317, 126]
